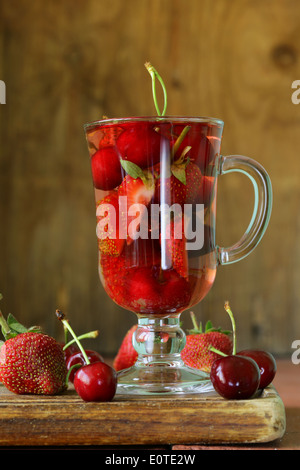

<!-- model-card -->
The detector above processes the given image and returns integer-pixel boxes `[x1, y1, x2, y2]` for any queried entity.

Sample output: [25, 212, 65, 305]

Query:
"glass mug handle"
[216, 155, 273, 265]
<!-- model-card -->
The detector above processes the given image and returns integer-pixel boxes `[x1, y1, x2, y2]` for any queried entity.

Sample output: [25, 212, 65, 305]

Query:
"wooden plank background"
[0, 0, 299, 357]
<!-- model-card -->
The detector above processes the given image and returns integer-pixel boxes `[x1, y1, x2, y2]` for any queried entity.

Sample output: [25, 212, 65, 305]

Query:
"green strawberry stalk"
[172, 126, 191, 161]
[145, 61, 168, 116]
[209, 301, 237, 356]
[0, 293, 42, 343]
[188, 311, 231, 336]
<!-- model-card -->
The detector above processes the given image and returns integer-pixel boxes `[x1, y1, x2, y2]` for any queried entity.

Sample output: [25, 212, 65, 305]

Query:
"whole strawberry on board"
[0, 298, 67, 395]
[113, 324, 138, 371]
[181, 312, 233, 372]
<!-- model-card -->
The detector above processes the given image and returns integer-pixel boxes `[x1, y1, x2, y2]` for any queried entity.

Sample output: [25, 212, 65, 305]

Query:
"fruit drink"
[85, 117, 223, 316]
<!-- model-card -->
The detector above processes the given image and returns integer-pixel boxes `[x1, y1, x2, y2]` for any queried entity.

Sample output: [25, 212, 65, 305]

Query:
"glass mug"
[84, 117, 272, 395]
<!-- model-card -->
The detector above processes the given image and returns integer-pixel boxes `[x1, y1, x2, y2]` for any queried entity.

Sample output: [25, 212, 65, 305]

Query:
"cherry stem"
[145, 62, 167, 116]
[172, 126, 191, 159]
[209, 346, 227, 357]
[224, 301, 236, 355]
[190, 311, 200, 332]
[55, 310, 90, 365]
[63, 330, 99, 351]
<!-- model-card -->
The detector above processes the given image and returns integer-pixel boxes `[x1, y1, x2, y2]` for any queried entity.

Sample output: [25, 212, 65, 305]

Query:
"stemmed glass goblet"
[84, 116, 272, 395]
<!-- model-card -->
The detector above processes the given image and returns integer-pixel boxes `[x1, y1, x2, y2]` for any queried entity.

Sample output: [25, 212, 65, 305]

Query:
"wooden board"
[0, 385, 286, 446]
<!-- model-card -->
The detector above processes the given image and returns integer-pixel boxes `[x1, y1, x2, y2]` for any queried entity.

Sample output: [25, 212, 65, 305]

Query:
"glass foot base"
[116, 360, 215, 396]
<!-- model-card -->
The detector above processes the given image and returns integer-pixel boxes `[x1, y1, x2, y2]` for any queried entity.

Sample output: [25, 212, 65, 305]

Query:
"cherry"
[66, 349, 104, 383]
[61, 343, 79, 362]
[209, 301, 262, 400]
[210, 355, 260, 400]
[116, 123, 161, 169]
[73, 361, 117, 402]
[62, 330, 99, 363]
[237, 349, 277, 389]
[91, 146, 123, 190]
[56, 310, 118, 402]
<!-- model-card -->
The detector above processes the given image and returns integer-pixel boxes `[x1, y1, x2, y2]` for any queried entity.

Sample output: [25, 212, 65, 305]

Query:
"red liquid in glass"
[85, 119, 222, 315]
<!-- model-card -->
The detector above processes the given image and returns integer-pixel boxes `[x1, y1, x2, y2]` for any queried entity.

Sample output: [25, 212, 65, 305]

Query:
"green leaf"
[120, 159, 145, 180]
[171, 164, 186, 185]
[205, 320, 213, 332]
[6, 313, 28, 334]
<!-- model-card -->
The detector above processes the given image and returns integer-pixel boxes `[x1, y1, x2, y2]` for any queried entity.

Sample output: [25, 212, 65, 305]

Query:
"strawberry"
[153, 159, 202, 206]
[126, 266, 191, 315]
[161, 216, 188, 279]
[96, 192, 125, 256]
[100, 238, 161, 308]
[113, 324, 138, 371]
[100, 250, 128, 307]
[118, 159, 155, 244]
[181, 313, 233, 372]
[0, 309, 67, 395]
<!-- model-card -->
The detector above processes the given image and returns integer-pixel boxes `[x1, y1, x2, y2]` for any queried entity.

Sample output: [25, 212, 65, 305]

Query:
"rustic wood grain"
[0, 0, 299, 356]
[0, 384, 286, 446]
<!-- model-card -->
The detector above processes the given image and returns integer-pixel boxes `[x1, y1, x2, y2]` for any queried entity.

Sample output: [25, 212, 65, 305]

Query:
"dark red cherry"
[73, 361, 117, 402]
[61, 343, 79, 362]
[66, 350, 104, 383]
[210, 355, 260, 400]
[237, 350, 277, 389]
[91, 146, 123, 190]
[117, 123, 161, 168]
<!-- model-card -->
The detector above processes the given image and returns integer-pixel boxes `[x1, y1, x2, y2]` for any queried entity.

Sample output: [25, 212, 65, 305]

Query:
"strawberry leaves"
[0, 294, 42, 344]
[188, 312, 231, 336]
[120, 158, 154, 190]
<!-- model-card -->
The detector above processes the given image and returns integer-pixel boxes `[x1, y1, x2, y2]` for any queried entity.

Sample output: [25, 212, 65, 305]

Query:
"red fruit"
[113, 325, 138, 371]
[86, 125, 123, 151]
[73, 361, 117, 402]
[66, 349, 104, 383]
[181, 316, 232, 372]
[100, 251, 128, 306]
[162, 216, 188, 279]
[117, 123, 161, 168]
[126, 266, 191, 315]
[237, 350, 277, 390]
[210, 355, 260, 400]
[62, 343, 79, 362]
[196, 176, 215, 208]
[170, 124, 217, 174]
[0, 332, 68, 395]
[118, 168, 155, 244]
[161, 269, 192, 312]
[100, 238, 161, 308]
[154, 160, 202, 206]
[126, 267, 162, 313]
[91, 146, 123, 190]
[96, 192, 125, 256]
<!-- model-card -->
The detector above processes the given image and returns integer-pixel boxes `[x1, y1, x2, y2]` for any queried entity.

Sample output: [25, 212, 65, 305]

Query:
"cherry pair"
[57, 310, 117, 402]
[209, 303, 277, 400]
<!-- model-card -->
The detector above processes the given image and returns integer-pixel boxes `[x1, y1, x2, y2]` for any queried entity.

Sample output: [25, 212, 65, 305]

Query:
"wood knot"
[271, 44, 297, 68]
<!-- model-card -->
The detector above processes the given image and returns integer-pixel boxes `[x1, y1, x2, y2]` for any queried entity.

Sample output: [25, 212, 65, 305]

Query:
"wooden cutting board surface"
[0, 384, 285, 446]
